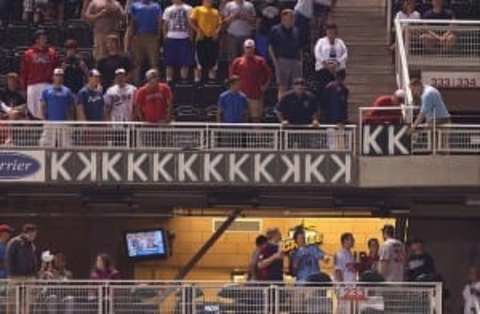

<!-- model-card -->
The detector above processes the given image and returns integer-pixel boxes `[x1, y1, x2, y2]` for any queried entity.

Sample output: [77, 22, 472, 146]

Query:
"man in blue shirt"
[410, 78, 451, 131]
[77, 69, 105, 121]
[290, 229, 326, 283]
[0, 225, 13, 279]
[126, 0, 163, 83]
[39, 68, 75, 147]
[217, 75, 248, 123]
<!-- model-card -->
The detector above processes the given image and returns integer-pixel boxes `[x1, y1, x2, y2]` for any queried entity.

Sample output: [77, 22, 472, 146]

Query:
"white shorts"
[27, 83, 49, 119]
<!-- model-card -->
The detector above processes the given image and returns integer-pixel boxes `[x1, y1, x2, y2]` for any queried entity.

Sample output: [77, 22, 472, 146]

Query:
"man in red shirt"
[20, 30, 59, 120]
[135, 69, 173, 123]
[363, 89, 405, 124]
[230, 39, 272, 122]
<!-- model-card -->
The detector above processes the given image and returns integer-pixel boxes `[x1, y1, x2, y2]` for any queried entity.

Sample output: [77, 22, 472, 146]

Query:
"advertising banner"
[0, 151, 46, 182]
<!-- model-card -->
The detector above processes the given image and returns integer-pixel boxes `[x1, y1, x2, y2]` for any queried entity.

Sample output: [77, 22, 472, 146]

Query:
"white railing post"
[386, 0, 393, 44]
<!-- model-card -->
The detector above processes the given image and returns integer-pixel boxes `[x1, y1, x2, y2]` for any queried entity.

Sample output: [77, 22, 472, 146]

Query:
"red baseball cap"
[0, 225, 14, 233]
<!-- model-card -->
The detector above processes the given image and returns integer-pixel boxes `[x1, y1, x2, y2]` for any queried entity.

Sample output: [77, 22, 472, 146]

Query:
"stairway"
[332, 0, 397, 123]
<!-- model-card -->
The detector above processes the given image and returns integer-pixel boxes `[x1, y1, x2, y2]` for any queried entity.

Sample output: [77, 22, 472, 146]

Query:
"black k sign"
[362, 125, 411, 156]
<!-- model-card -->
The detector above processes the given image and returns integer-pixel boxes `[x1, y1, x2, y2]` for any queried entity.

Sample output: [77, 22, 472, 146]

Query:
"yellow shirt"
[191, 5, 221, 39]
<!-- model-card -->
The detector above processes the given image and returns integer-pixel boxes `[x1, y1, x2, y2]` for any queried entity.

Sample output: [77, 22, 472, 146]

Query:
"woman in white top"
[314, 23, 348, 91]
[395, 0, 421, 20]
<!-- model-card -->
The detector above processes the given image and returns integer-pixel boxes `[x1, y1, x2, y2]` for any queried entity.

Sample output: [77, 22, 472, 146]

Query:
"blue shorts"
[164, 38, 194, 67]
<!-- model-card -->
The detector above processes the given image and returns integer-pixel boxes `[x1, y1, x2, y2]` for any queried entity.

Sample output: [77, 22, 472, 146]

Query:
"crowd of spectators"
[0, 0, 353, 135]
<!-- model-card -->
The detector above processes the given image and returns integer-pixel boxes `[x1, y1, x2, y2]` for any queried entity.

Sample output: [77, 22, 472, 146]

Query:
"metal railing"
[0, 121, 357, 153]
[399, 19, 480, 67]
[0, 280, 443, 314]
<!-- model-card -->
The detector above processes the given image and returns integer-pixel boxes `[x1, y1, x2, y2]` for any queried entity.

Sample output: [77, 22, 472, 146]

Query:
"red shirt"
[363, 96, 403, 124]
[135, 83, 173, 123]
[230, 55, 272, 100]
[20, 46, 59, 88]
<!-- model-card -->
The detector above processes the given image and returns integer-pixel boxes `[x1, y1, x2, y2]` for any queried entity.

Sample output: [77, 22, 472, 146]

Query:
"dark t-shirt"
[322, 81, 349, 124]
[257, 243, 283, 281]
[407, 253, 436, 281]
[0, 89, 26, 111]
[63, 54, 87, 94]
[278, 90, 317, 125]
[97, 54, 133, 90]
[269, 24, 303, 59]
[77, 86, 105, 121]
[422, 8, 455, 20]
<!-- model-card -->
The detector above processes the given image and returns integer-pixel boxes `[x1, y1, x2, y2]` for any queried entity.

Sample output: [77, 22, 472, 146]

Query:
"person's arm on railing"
[257, 250, 284, 270]
[410, 112, 425, 131]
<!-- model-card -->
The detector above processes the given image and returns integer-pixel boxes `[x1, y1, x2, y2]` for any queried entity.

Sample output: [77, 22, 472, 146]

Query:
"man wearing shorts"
[20, 30, 59, 119]
[230, 39, 272, 122]
[269, 9, 303, 99]
[163, 0, 194, 82]
[189, 0, 222, 82]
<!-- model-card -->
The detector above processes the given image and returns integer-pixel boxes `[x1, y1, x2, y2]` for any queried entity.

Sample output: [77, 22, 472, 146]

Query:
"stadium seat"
[173, 83, 197, 106]
[197, 83, 225, 108]
[0, 49, 10, 74]
[40, 23, 63, 47]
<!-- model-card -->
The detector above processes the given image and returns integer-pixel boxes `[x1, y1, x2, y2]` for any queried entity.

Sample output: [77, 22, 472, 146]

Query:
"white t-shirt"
[163, 4, 193, 39]
[222, 1, 256, 37]
[104, 84, 137, 121]
[463, 282, 480, 314]
[335, 248, 357, 282]
[396, 11, 421, 20]
[379, 238, 405, 282]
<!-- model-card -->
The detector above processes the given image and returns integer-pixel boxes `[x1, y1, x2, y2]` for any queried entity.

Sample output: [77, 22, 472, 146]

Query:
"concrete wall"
[359, 156, 480, 187]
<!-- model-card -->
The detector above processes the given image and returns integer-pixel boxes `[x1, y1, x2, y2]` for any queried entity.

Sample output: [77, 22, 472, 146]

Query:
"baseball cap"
[0, 224, 13, 233]
[53, 68, 64, 76]
[89, 69, 101, 77]
[33, 29, 47, 41]
[115, 68, 126, 76]
[244, 39, 255, 48]
[394, 89, 406, 99]
[145, 69, 159, 80]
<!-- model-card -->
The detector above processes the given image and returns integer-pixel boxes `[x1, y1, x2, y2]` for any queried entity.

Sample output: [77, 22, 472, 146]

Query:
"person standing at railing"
[363, 89, 405, 124]
[230, 39, 272, 123]
[420, 0, 457, 50]
[276, 78, 319, 126]
[358, 238, 380, 276]
[90, 253, 121, 280]
[20, 29, 60, 120]
[377, 224, 405, 282]
[217, 75, 248, 123]
[463, 267, 480, 314]
[409, 78, 451, 132]
[406, 238, 437, 281]
[135, 69, 173, 123]
[0, 73, 27, 145]
[104, 68, 137, 122]
[77, 69, 106, 121]
[247, 234, 268, 281]
[5, 224, 38, 281]
[322, 74, 349, 150]
[334, 232, 357, 283]
[0, 225, 13, 279]
[38, 68, 76, 147]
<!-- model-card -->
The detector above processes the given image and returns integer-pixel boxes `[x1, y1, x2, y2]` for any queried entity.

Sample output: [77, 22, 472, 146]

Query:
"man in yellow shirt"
[189, 0, 222, 82]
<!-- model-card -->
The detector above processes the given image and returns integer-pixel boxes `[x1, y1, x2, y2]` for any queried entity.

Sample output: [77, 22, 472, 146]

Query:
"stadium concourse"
[0, 0, 480, 313]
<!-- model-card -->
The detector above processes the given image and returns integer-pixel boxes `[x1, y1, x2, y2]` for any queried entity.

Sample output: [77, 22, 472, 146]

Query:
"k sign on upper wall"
[47, 151, 356, 186]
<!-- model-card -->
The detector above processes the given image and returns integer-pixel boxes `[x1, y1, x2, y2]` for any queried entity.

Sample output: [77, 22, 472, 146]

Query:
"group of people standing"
[248, 224, 439, 284]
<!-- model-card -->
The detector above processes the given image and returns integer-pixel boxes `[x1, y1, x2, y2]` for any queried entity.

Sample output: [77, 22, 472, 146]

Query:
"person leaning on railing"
[409, 78, 451, 133]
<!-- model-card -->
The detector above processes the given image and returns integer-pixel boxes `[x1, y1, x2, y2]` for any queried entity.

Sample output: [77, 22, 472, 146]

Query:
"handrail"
[399, 18, 480, 25]
[394, 18, 414, 124]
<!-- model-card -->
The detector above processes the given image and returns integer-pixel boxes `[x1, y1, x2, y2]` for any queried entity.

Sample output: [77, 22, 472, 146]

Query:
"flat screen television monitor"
[124, 229, 168, 260]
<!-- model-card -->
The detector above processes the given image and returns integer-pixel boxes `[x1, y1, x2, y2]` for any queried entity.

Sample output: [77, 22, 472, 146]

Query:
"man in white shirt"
[222, 0, 256, 59]
[334, 232, 356, 282]
[104, 68, 137, 121]
[378, 224, 405, 282]
[163, 0, 194, 82]
[314, 23, 348, 92]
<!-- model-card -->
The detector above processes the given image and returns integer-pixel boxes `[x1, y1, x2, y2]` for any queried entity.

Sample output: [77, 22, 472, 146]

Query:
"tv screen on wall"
[124, 229, 168, 260]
